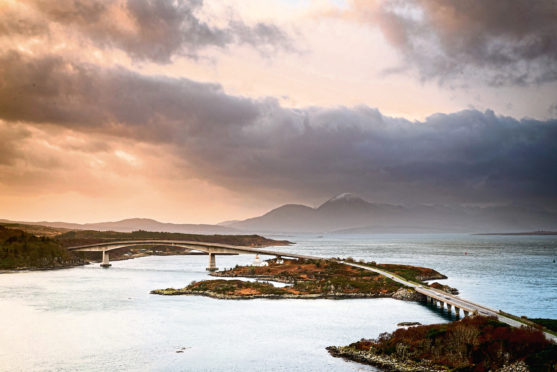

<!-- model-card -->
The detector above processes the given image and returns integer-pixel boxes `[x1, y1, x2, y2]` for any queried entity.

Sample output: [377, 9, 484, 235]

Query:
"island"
[150, 258, 449, 300]
[476, 231, 557, 236]
[327, 316, 556, 371]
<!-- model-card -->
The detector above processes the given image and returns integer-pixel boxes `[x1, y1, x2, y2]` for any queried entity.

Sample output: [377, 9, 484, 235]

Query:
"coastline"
[0, 261, 89, 274]
[150, 288, 395, 300]
[327, 345, 444, 372]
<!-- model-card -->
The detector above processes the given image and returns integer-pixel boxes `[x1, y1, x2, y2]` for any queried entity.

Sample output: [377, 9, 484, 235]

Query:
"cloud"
[347, 0, 557, 86]
[1, 50, 556, 208]
[549, 103, 557, 118]
[6, 0, 291, 62]
[0, 122, 31, 165]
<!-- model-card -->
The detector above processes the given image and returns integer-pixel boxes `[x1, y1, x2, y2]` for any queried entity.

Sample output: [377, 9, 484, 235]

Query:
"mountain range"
[226, 193, 557, 234]
[3, 193, 557, 234]
[0, 218, 235, 235]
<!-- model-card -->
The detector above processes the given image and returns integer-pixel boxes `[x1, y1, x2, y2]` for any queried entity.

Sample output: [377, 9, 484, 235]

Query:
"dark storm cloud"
[1, 50, 556, 207]
[9, 0, 291, 62]
[357, 0, 557, 85]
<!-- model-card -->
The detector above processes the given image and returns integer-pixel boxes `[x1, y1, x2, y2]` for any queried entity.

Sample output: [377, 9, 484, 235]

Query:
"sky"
[1, 0, 556, 224]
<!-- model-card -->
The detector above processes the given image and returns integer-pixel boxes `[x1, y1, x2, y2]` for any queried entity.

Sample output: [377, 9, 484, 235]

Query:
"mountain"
[228, 193, 557, 234]
[0, 218, 236, 234]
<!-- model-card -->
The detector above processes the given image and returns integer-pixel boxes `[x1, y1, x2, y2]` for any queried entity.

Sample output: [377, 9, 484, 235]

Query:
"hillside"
[0, 222, 71, 237]
[328, 316, 556, 371]
[0, 218, 236, 235]
[0, 226, 85, 270]
[54, 229, 292, 248]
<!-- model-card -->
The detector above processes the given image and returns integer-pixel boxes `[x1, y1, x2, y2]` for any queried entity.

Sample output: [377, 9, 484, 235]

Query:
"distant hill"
[228, 193, 557, 234]
[54, 229, 291, 248]
[0, 218, 236, 235]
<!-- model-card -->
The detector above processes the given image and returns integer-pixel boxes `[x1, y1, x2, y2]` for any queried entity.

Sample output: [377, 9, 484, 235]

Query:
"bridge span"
[68, 240, 555, 341]
[67, 239, 315, 270]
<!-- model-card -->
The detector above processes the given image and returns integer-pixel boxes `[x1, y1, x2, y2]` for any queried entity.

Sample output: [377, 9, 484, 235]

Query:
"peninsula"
[327, 316, 557, 371]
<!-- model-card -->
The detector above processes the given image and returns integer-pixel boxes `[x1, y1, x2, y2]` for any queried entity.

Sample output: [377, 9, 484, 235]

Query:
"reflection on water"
[0, 234, 555, 371]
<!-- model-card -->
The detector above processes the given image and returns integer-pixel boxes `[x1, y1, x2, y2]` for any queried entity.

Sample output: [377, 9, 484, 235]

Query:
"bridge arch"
[67, 239, 297, 270]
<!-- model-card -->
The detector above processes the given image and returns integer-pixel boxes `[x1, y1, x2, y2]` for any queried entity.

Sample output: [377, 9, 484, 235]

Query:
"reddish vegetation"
[153, 258, 407, 298]
[349, 316, 556, 371]
[429, 281, 459, 294]
[214, 258, 403, 296]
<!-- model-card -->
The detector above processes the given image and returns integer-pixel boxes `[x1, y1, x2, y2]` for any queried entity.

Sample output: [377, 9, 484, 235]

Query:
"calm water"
[0, 234, 555, 371]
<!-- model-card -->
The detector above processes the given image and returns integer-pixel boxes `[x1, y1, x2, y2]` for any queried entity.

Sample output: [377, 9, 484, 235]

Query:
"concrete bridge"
[67, 239, 315, 270]
[345, 262, 556, 341]
[68, 240, 555, 341]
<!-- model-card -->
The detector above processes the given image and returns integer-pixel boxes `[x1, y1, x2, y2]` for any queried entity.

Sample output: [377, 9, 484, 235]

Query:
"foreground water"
[0, 234, 555, 371]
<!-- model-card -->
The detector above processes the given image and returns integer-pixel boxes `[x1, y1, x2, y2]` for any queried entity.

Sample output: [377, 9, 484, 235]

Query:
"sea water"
[0, 234, 555, 371]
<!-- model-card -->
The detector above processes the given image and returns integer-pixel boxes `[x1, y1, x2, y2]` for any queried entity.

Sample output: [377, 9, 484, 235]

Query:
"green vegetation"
[374, 263, 447, 283]
[55, 229, 291, 248]
[152, 279, 290, 297]
[0, 223, 70, 237]
[0, 226, 84, 270]
[530, 319, 557, 332]
[498, 312, 557, 337]
[336, 316, 556, 371]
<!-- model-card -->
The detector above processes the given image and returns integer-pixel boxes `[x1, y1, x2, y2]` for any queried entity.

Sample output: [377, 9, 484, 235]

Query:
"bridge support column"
[206, 253, 218, 272]
[455, 307, 460, 317]
[100, 250, 111, 268]
[463, 310, 469, 317]
[447, 304, 452, 313]
[440, 301, 444, 309]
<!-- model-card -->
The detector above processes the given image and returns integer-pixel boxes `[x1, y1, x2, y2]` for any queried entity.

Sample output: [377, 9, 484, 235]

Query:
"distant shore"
[475, 231, 557, 236]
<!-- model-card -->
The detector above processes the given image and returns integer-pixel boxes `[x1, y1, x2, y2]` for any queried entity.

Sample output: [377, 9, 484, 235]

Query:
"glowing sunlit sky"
[1, 0, 556, 223]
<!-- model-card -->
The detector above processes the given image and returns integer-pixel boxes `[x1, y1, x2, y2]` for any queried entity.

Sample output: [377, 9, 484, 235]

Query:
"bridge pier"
[455, 307, 460, 316]
[206, 253, 218, 272]
[447, 304, 452, 312]
[463, 310, 469, 317]
[100, 250, 111, 268]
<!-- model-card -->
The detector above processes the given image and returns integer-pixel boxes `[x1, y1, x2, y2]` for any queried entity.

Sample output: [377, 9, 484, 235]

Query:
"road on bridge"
[343, 261, 556, 342]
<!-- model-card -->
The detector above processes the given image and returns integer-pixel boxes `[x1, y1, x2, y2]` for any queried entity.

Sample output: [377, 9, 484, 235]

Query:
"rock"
[397, 322, 422, 327]
[392, 288, 426, 302]
[327, 346, 445, 372]
[429, 282, 459, 295]
[497, 361, 529, 372]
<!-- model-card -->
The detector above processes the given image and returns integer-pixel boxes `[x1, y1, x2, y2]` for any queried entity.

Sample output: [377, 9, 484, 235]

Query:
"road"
[343, 261, 556, 342]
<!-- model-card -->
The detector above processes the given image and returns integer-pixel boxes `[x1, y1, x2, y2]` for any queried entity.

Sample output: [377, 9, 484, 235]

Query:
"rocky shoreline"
[150, 286, 424, 302]
[327, 346, 444, 372]
[150, 288, 396, 299]
[0, 261, 90, 274]
[327, 346, 530, 372]
[327, 344, 532, 372]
